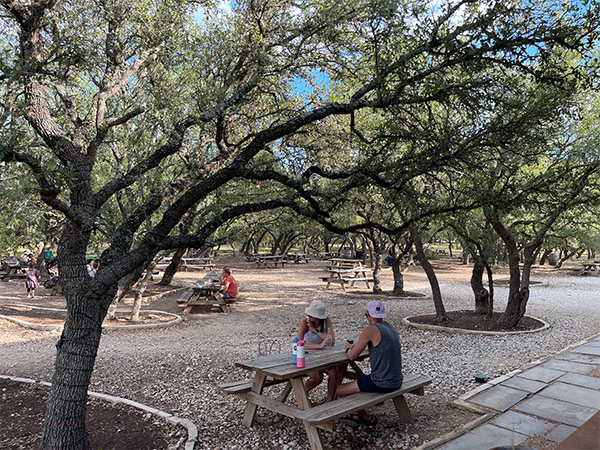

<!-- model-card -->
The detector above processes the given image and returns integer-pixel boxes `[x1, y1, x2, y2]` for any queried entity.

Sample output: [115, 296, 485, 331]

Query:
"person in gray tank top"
[336, 300, 403, 427]
[297, 301, 338, 402]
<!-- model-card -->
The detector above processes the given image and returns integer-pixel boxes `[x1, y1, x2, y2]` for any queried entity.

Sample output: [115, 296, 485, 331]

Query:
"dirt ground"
[1, 256, 599, 449]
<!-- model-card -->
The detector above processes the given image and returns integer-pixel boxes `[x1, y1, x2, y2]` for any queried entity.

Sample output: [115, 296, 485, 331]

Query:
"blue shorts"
[357, 375, 402, 393]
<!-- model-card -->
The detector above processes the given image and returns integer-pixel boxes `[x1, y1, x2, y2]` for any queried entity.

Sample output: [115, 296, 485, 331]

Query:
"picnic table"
[180, 257, 214, 271]
[316, 251, 341, 259]
[580, 262, 600, 276]
[255, 255, 287, 268]
[285, 253, 311, 264]
[0, 261, 27, 281]
[221, 347, 431, 450]
[178, 271, 232, 314]
[327, 258, 364, 268]
[321, 266, 374, 290]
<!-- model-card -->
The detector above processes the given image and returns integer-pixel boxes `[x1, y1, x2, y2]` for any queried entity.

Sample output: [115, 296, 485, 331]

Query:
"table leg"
[392, 395, 414, 423]
[277, 381, 293, 402]
[242, 371, 267, 428]
[290, 378, 324, 450]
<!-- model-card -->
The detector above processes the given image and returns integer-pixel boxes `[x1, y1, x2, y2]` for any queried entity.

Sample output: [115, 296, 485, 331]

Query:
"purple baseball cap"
[367, 300, 386, 318]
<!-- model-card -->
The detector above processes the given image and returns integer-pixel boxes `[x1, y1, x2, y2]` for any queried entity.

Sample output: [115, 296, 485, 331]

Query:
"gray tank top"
[304, 321, 327, 345]
[369, 322, 403, 389]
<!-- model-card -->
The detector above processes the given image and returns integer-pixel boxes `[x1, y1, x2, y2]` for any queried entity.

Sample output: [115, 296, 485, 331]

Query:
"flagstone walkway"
[426, 335, 600, 450]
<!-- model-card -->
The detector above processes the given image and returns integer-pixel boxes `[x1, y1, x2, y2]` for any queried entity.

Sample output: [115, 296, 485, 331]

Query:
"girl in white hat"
[297, 301, 337, 401]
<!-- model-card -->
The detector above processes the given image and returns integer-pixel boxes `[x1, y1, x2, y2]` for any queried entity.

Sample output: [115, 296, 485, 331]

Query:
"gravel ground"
[1, 257, 599, 449]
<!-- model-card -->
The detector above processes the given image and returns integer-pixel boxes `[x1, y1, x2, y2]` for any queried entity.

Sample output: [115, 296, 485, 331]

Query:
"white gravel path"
[1, 258, 598, 449]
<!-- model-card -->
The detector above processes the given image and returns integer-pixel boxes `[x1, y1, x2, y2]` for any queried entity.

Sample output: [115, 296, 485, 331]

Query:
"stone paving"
[429, 335, 600, 450]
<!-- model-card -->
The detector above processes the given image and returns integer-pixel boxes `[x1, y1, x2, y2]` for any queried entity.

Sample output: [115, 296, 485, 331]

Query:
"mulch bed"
[0, 378, 186, 449]
[409, 310, 545, 332]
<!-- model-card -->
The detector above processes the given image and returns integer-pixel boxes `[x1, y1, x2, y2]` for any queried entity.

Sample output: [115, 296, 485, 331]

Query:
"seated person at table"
[217, 267, 238, 301]
[297, 301, 338, 402]
[337, 300, 403, 427]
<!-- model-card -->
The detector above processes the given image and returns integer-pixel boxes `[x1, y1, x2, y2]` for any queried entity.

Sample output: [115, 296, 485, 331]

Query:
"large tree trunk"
[470, 259, 490, 314]
[371, 251, 384, 294]
[391, 261, 405, 294]
[485, 208, 527, 328]
[158, 248, 186, 286]
[131, 261, 156, 321]
[411, 227, 447, 322]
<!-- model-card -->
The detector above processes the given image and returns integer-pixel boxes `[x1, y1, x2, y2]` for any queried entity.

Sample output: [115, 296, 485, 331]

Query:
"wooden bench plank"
[340, 277, 374, 282]
[295, 374, 431, 425]
[320, 277, 348, 283]
[177, 287, 194, 303]
[218, 377, 289, 395]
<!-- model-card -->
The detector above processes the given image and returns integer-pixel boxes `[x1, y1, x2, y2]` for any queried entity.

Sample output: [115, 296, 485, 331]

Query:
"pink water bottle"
[296, 340, 306, 368]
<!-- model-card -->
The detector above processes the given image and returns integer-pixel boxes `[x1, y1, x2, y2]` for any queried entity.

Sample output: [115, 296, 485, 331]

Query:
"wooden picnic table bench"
[0, 261, 27, 281]
[180, 257, 215, 271]
[221, 347, 431, 450]
[285, 253, 311, 264]
[580, 262, 600, 275]
[317, 252, 341, 259]
[295, 373, 431, 427]
[255, 255, 287, 268]
[321, 267, 374, 290]
[178, 280, 233, 314]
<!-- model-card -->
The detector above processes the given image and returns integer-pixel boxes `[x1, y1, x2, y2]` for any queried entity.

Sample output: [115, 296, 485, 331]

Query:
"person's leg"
[305, 370, 323, 393]
[337, 378, 375, 423]
[324, 368, 338, 402]
[336, 380, 360, 398]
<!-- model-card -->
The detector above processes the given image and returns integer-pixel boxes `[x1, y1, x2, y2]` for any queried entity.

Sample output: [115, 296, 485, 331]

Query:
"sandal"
[338, 413, 361, 428]
[360, 414, 378, 426]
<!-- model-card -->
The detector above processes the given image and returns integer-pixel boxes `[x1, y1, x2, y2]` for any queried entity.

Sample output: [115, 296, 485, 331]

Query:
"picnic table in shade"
[255, 255, 287, 268]
[180, 257, 214, 270]
[321, 266, 374, 290]
[178, 271, 232, 314]
[285, 253, 311, 264]
[327, 258, 364, 269]
[580, 262, 600, 275]
[0, 260, 27, 281]
[316, 251, 341, 259]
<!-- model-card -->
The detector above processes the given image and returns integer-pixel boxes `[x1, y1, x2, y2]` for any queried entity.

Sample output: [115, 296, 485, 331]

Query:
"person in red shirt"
[218, 267, 238, 300]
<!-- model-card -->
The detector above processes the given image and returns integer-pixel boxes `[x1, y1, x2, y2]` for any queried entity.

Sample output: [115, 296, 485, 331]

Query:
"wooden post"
[242, 372, 266, 427]
[392, 395, 414, 423]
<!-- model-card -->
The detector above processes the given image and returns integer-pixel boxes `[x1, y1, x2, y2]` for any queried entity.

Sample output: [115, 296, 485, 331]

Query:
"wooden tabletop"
[329, 258, 363, 263]
[236, 346, 369, 380]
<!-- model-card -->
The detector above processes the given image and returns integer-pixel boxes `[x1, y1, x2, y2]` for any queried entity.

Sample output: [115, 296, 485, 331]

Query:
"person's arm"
[345, 325, 378, 361]
[326, 317, 335, 347]
[297, 318, 308, 340]
[220, 278, 230, 292]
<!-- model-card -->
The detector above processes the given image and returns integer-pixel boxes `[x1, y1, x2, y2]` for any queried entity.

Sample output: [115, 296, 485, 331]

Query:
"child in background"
[25, 262, 40, 298]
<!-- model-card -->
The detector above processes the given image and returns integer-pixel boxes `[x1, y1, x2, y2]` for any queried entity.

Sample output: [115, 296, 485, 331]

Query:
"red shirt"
[222, 274, 238, 298]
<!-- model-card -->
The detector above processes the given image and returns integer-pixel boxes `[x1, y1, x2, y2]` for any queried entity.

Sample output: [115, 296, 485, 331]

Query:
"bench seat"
[320, 277, 348, 283]
[340, 277, 374, 283]
[177, 287, 194, 304]
[219, 377, 289, 395]
[295, 374, 431, 426]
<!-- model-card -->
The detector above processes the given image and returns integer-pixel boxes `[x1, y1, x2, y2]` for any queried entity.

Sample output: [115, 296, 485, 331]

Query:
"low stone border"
[0, 374, 198, 450]
[402, 312, 550, 335]
[0, 304, 182, 332]
[343, 292, 431, 301]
